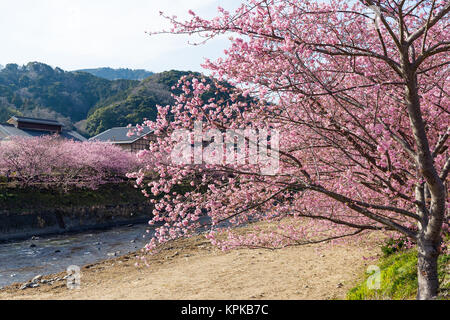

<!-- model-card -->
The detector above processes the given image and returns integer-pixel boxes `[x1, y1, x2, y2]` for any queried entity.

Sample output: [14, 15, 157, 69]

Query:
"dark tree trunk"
[416, 237, 440, 300]
[402, 60, 446, 300]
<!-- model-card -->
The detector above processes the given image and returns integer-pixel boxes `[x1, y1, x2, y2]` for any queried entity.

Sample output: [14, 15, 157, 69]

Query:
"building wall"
[117, 144, 132, 152]
[130, 137, 150, 152]
[115, 135, 153, 152]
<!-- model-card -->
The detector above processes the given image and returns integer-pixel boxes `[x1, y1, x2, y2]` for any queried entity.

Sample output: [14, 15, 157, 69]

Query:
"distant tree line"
[76, 67, 154, 81]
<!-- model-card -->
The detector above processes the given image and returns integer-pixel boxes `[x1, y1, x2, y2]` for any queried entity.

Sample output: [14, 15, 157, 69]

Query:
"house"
[89, 126, 154, 152]
[0, 116, 86, 142]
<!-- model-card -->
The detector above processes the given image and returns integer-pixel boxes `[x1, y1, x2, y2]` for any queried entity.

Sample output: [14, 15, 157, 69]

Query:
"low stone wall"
[0, 203, 153, 242]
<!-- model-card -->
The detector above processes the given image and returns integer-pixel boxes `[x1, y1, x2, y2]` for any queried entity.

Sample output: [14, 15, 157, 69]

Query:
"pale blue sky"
[0, 0, 242, 73]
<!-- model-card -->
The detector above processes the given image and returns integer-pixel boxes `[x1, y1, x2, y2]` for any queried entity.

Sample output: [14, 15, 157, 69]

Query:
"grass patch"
[347, 247, 449, 300]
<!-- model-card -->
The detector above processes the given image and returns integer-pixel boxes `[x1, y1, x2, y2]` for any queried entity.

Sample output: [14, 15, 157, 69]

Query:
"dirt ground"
[0, 229, 382, 300]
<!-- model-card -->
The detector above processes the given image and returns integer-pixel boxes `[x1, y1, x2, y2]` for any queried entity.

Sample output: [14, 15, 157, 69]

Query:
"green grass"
[347, 248, 449, 300]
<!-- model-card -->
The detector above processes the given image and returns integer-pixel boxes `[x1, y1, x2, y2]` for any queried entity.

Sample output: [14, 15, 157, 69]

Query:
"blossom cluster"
[0, 136, 139, 190]
[131, 0, 449, 257]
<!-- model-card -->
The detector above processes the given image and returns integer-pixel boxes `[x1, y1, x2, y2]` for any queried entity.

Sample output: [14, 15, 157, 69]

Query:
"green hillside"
[85, 70, 195, 136]
[0, 62, 138, 123]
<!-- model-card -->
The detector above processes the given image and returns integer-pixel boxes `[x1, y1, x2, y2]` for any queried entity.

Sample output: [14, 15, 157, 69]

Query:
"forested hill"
[76, 67, 154, 81]
[0, 62, 176, 136]
[85, 70, 195, 136]
[0, 62, 138, 125]
[0, 62, 240, 137]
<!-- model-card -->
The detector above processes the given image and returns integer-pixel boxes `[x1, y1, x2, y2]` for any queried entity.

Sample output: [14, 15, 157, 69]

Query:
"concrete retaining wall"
[0, 203, 153, 242]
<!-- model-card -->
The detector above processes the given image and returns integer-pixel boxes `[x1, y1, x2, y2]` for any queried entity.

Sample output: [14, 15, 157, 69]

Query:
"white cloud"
[0, 0, 242, 72]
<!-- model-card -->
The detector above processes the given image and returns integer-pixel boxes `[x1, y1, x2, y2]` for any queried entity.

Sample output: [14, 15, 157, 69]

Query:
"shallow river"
[0, 223, 153, 289]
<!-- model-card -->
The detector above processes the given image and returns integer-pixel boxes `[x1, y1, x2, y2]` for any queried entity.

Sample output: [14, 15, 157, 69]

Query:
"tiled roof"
[89, 127, 153, 144]
[10, 116, 64, 127]
[0, 123, 86, 142]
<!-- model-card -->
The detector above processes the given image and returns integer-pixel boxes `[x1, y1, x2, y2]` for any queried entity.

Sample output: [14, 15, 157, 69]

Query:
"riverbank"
[0, 230, 381, 300]
[0, 183, 153, 241]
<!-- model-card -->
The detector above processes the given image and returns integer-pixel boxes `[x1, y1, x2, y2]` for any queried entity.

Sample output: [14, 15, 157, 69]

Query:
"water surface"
[0, 223, 152, 289]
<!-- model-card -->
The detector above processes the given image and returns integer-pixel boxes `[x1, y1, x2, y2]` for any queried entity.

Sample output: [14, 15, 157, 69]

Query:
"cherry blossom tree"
[0, 136, 138, 190]
[132, 0, 449, 299]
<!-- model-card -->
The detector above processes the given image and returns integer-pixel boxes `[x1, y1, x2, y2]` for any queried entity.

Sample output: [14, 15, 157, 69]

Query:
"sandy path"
[0, 232, 380, 300]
